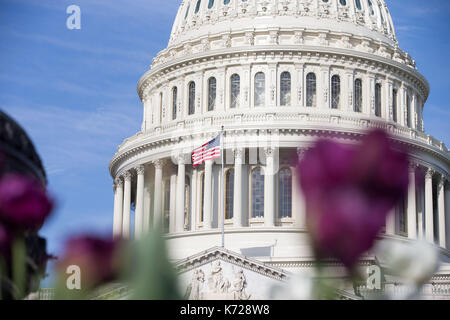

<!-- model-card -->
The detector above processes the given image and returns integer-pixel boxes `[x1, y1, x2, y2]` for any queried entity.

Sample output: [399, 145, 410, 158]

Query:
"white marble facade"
[109, 0, 450, 299]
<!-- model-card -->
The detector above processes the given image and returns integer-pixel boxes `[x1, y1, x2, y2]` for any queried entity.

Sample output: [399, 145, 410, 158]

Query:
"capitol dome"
[110, 0, 450, 299]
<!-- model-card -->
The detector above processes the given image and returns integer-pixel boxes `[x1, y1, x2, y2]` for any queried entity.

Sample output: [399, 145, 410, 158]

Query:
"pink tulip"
[297, 130, 409, 270]
[0, 174, 53, 230]
[58, 236, 121, 288]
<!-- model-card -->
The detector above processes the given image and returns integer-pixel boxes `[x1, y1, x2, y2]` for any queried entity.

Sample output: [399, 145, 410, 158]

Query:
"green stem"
[12, 236, 26, 299]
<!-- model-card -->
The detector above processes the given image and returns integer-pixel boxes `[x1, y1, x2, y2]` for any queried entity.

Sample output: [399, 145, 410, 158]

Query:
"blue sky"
[0, 0, 449, 285]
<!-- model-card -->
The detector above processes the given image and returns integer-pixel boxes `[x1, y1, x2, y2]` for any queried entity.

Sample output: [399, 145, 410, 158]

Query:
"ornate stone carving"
[114, 177, 124, 188]
[135, 165, 145, 175]
[245, 31, 255, 46]
[152, 159, 166, 169]
[425, 168, 435, 180]
[123, 171, 132, 182]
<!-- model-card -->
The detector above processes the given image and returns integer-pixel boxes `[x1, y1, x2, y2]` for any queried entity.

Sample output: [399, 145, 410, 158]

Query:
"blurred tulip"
[269, 274, 315, 300]
[58, 236, 122, 290]
[298, 130, 409, 271]
[0, 223, 13, 262]
[0, 174, 53, 230]
[375, 239, 439, 287]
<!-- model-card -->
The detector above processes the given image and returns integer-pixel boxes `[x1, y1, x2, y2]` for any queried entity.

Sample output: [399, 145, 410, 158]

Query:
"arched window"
[280, 72, 291, 106]
[188, 82, 195, 115]
[331, 75, 341, 109]
[208, 0, 214, 9]
[306, 73, 316, 107]
[355, 0, 362, 10]
[279, 168, 292, 219]
[208, 77, 216, 111]
[224, 0, 231, 5]
[406, 95, 411, 128]
[225, 169, 234, 220]
[339, 0, 347, 6]
[230, 74, 240, 108]
[172, 87, 177, 120]
[251, 167, 264, 218]
[254, 72, 265, 107]
[392, 89, 398, 123]
[354, 79, 362, 112]
[375, 83, 382, 117]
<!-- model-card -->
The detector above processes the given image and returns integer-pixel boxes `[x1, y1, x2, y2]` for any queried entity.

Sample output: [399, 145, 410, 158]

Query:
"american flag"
[192, 135, 222, 167]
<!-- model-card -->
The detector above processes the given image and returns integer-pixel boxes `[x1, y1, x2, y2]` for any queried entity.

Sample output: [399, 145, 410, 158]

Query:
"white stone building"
[109, 0, 450, 299]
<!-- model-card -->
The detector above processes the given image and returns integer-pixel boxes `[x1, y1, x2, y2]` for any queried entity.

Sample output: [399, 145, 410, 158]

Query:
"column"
[153, 160, 165, 229]
[113, 178, 124, 238]
[134, 165, 145, 238]
[169, 173, 177, 233]
[424, 168, 434, 243]
[407, 164, 417, 239]
[294, 148, 307, 228]
[233, 149, 244, 228]
[386, 207, 396, 235]
[176, 155, 186, 232]
[122, 171, 132, 239]
[203, 160, 213, 229]
[264, 147, 275, 227]
[446, 182, 450, 249]
[437, 175, 446, 248]
[191, 168, 198, 230]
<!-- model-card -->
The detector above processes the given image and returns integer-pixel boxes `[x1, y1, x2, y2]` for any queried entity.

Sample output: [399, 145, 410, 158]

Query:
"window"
[368, 0, 374, 16]
[339, 0, 347, 5]
[230, 74, 240, 108]
[225, 169, 234, 220]
[184, 3, 190, 19]
[172, 87, 177, 120]
[392, 89, 398, 123]
[188, 82, 195, 115]
[406, 95, 411, 128]
[224, 0, 231, 4]
[331, 75, 341, 109]
[355, 0, 362, 10]
[208, 0, 214, 9]
[251, 167, 264, 218]
[354, 79, 362, 112]
[194, 0, 201, 14]
[375, 83, 382, 117]
[280, 72, 291, 106]
[254, 72, 265, 107]
[208, 77, 216, 111]
[306, 73, 316, 107]
[279, 168, 292, 219]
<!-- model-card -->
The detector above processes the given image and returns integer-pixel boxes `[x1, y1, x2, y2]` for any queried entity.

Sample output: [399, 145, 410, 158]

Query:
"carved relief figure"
[185, 269, 205, 300]
[232, 269, 251, 300]
[208, 261, 231, 293]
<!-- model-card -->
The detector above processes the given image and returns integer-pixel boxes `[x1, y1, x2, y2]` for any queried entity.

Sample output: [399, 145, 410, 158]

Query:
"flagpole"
[221, 125, 225, 248]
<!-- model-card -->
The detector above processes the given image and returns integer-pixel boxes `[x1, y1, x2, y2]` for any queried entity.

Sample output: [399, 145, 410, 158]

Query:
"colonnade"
[112, 150, 448, 249]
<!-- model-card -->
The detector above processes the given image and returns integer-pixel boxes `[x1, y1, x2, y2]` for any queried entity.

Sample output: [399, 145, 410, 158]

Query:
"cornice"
[109, 113, 449, 178]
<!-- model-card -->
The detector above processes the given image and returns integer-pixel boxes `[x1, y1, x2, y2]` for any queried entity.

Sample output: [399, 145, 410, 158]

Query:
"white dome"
[169, 0, 397, 47]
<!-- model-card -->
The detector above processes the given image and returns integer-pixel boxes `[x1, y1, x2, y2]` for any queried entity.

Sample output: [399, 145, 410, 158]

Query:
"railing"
[113, 109, 448, 161]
